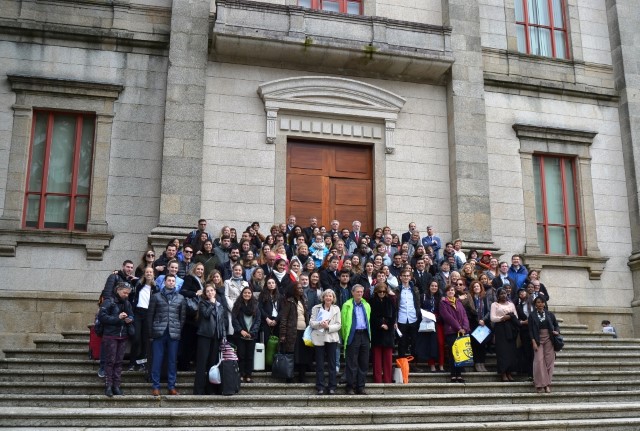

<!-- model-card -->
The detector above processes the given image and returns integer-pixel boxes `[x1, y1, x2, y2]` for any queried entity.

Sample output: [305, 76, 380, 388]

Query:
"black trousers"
[234, 335, 256, 377]
[194, 335, 221, 395]
[445, 333, 463, 377]
[397, 321, 419, 358]
[129, 307, 149, 366]
[345, 331, 369, 391]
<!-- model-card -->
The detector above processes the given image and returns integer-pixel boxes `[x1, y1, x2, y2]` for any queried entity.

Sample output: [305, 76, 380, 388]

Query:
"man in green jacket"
[340, 284, 371, 395]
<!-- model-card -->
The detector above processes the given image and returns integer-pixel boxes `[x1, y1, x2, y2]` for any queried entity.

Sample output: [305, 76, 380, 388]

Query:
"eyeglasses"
[184, 250, 193, 254]
[377, 291, 386, 295]
[146, 253, 155, 257]
[457, 283, 465, 286]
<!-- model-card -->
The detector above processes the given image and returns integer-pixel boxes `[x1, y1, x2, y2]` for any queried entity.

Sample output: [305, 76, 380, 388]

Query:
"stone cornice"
[513, 124, 598, 146]
[8, 74, 124, 100]
[0, 229, 114, 261]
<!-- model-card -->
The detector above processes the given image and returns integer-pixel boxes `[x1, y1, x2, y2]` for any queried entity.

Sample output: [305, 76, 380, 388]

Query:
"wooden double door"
[286, 141, 373, 234]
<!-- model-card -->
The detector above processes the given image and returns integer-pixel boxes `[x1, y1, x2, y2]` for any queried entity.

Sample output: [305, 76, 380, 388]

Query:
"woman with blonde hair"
[309, 289, 342, 394]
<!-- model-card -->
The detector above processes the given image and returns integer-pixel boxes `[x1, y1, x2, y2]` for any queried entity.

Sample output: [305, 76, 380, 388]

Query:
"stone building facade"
[0, 0, 638, 354]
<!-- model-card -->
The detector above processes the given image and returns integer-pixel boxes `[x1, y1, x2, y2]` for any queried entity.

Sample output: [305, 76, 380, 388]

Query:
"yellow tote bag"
[452, 335, 474, 367]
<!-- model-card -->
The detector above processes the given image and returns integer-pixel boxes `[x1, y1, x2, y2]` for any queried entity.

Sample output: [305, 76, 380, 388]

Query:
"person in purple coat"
[439, 285, 470, 383]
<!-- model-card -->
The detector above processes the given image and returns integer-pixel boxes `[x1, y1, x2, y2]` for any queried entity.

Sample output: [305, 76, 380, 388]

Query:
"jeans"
[151, 329, 180, 390]
[103, 336, 128, 387]
[315, 342, 337, 391]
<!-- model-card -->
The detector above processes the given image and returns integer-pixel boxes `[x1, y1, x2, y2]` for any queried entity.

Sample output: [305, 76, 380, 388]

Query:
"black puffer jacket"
[99, 296, 134, 338]
[147, 289, 186, 340]
[197, 300, 227, 339]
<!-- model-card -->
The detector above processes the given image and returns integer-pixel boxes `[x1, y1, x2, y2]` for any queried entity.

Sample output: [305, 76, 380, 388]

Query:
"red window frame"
[516, 0, 569, 59]
[23, 110, 95, 231]
[534, 155, 582, 255]
[298, 0, 363, 15]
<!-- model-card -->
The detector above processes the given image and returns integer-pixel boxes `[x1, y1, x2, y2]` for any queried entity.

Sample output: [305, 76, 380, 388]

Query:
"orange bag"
[395, 355, 414, 384]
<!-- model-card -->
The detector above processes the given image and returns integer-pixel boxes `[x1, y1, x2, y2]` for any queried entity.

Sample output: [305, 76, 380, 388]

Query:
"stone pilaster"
[441, 0, 495, 252]
[150, 0, 210, 244]
[607, 0, 640, 335]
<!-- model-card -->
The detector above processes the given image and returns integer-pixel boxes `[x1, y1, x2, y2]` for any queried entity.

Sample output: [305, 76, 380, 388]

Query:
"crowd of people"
[96, 216, 560, 396]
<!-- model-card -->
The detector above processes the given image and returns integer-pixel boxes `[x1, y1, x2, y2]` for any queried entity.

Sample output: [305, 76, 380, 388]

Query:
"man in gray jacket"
[147, 274, 186, 396]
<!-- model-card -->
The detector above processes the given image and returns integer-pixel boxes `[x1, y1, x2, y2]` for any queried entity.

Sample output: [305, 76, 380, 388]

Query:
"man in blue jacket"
[508, 254, 528, 290]
[147, 274, 186, 396]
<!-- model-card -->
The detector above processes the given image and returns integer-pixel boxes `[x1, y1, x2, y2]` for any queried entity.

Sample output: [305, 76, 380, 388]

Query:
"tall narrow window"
[515, 0, 568, 59]
[24, 111, 95, 231]
[533, 155, 581, 255]
[298, 0, 363, 15]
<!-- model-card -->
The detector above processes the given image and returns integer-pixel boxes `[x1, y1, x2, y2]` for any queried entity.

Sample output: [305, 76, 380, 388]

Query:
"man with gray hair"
[340, 284, 371, 395]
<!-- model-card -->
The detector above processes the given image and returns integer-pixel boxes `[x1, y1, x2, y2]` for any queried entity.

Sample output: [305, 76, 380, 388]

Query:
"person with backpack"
[98, 282, 135, 397]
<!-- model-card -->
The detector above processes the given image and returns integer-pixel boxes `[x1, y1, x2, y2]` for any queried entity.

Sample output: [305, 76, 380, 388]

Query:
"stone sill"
[524, 253, 609, 280]
[0, 229, 113, 261]
[212, 0, 454, 83]
[0, 290, 97, 301]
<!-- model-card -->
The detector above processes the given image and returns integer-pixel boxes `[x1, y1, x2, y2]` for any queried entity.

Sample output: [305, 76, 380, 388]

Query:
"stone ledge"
[0, 229, 113, 261]
[212, 0, 454, 83]
[524, 254, 609, 280]
[7, 74, 124, 100]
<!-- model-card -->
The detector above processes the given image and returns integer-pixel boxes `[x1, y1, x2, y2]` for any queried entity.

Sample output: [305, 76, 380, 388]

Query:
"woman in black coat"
[231, 286, 261, 383]
[258, 277, 283, 342]
[178, 262, 205, 371]
[370, 282, 397, 383]
[193, 283, 227, 395]
[528, 296, 560, 393]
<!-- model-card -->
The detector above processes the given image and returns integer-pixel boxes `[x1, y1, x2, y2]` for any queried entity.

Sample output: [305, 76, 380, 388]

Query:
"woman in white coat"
[309, 289, 342, 395]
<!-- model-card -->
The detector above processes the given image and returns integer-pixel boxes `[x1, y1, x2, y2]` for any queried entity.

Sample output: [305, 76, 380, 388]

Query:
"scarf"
[240, 300, 256, 317]
[273, 269, 286, 282]
[446, 296, 456, 309]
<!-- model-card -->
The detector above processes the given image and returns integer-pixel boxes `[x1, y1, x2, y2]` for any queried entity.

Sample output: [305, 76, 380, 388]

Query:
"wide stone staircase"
[1, 321, 640, 430]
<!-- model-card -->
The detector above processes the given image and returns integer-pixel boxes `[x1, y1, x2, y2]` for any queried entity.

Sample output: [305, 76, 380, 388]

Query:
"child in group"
[309, 234, 329, 268]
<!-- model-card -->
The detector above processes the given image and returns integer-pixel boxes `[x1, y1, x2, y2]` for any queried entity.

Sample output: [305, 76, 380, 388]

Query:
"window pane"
[544, 157, 564, 224]
[29, 112, 49, 192]
[321, 0, 340, 12]
[537, 225, 546, 252]
[515, 0, 524, 21]
[530, 27, 552, 56]
[44, 195, 70, 229]
[77, 116, 95, 195]
[347, 1, 360, 14]
[569, 227, 579, 255]
[298, 0, 311, 7]
[554, 31, 567, 59]
[552, 0, 564, 27]
[74, 197, 89, 230]
[25, 195, 40, 228]
[533, 156, 544, 222]
[47, 114, 76, 194]
[528, 0, 550, 25]
[516, 25, 527, 53]
[548, 226, 566, 254]
[563, 159, 577, 224]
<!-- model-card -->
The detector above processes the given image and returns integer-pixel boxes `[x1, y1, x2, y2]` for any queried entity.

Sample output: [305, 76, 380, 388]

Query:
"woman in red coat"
[439, 285, 470, 383]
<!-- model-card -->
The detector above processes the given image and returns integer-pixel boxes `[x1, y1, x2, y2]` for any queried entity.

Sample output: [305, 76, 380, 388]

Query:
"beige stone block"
[0, 298, 37, 312]
[55, 312, 87, 332]
[36, 301, 62, 313]
[161, 194, 181, 214]
[0, 311, 41, 332]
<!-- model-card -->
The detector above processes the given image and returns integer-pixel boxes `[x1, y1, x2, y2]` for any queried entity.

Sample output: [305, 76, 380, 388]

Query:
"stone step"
[61, 331, 90, 341]
[3, 349, 90, 360]
[1, 368, 636, 384]
[563, 337, 640, 345]
[33, 339, 88, 350]
[11, 417, 640, 431]
[2, 379, 638, 396]
[560, 330, 616, 338]
[1, 403, 639, 427]
[2, 390, 640, 409]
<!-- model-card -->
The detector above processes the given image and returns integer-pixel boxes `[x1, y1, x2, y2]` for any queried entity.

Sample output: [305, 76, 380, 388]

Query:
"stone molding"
[0, 0, 170, 53]
[213, 0, 453, 83]
[514, 123, 607, 279]
[258, 76, 405, 154]
[0, 74, 122, 261]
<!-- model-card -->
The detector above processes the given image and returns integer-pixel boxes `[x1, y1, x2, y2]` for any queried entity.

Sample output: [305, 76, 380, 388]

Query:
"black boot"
[105, 386, 113, 397]
[112, 386, 124, 396]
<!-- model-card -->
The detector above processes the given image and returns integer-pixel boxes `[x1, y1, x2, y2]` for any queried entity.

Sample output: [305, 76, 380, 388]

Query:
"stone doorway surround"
[258, 76, 406, 227]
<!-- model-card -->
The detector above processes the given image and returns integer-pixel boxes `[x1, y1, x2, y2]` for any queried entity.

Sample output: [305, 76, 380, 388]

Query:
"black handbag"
[551, 333, 564, 352]
[271, 350, 294, 379]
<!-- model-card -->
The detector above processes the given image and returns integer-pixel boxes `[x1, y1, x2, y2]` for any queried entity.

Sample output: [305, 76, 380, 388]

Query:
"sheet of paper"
[471, 325, 491, 343]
